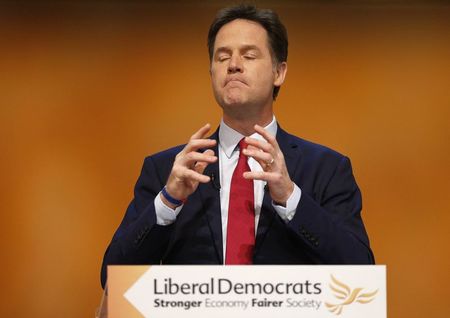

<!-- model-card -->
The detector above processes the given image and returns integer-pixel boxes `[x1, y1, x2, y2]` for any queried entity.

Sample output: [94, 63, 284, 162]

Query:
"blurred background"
[0, 0, 449, 317]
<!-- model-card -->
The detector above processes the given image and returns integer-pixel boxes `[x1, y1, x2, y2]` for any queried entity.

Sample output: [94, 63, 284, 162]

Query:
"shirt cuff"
[272, 183, 302, 223]
[154, 191, 184, 226]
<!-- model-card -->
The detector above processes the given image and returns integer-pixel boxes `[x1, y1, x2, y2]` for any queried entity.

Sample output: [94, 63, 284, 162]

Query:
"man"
[100, 5, 374, 289]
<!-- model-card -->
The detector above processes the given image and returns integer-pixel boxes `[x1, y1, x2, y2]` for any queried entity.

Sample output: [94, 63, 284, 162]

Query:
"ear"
[273, 61, 287, 87]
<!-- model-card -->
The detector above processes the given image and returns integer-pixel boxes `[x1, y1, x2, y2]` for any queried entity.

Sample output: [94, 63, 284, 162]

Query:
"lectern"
[96, 265, 386, 318]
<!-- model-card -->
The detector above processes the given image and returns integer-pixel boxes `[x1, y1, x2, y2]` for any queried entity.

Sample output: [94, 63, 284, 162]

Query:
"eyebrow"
[214, 45, 262, 56]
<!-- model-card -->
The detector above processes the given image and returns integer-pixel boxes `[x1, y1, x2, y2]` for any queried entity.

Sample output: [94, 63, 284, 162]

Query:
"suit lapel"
[277, 127, 301, 179]
[254, 127, 301, 253]
[198, 129, 224, 264]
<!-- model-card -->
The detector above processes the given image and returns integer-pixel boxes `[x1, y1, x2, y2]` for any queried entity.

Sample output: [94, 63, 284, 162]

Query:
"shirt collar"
[219, 116, 278, 159]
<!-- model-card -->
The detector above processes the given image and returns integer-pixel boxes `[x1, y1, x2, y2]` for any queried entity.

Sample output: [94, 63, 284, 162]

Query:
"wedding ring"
[266, 157, 275, 166]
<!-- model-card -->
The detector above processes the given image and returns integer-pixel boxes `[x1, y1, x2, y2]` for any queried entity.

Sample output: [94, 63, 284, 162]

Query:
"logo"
[325, 275, 378, 315]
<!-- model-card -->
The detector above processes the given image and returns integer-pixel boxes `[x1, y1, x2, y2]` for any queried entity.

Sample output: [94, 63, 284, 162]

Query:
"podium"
[96, 265, 386, 318]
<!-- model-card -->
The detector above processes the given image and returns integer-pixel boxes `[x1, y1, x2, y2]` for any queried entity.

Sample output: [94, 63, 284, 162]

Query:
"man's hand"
[163, 124, 217, 208]
[242, 124, 294, 206]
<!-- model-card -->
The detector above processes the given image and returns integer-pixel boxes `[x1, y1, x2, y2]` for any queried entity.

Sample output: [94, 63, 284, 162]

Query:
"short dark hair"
[207, 4, 288, 100]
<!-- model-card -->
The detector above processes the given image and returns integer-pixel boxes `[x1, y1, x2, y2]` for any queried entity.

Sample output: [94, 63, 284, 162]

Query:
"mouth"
[225, 78, 247, 87]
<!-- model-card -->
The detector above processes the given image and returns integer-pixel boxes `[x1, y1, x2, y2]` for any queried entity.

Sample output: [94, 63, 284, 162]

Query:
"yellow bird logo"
[325, 275, 378, 315]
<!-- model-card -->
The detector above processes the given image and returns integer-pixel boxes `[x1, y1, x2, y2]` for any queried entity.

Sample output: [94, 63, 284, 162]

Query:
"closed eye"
[217, 55, 230, 62]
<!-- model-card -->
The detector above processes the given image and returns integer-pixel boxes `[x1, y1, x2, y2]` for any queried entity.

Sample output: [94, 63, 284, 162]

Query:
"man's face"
[210, 19, 286, 116]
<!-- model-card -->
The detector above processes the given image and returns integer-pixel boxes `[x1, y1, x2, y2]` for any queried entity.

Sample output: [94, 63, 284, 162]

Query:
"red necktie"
[225, 139, 255, 264]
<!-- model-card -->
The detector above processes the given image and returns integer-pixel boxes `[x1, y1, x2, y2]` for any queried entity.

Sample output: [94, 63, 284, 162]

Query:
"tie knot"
[238, 138, 248, 151]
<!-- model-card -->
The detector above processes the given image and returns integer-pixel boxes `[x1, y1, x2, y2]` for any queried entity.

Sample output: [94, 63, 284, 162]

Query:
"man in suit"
[101, 5, 374, 289]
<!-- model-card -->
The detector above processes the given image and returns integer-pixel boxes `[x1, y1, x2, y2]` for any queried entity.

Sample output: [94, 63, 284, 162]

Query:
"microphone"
[210, 173, 221, 190]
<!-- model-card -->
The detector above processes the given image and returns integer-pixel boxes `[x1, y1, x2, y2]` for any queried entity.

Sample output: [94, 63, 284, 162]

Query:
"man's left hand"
[242, 124, 294, 206]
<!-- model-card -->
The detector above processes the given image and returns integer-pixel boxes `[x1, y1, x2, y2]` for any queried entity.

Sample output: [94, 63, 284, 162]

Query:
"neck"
[223, 109, 273, 136]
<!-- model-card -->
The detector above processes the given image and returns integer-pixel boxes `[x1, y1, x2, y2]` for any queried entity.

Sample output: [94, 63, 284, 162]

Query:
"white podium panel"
[108, 265, 386, 318]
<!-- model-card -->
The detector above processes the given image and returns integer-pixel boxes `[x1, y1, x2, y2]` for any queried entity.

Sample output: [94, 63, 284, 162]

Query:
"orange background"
[1, 1, 449, 317]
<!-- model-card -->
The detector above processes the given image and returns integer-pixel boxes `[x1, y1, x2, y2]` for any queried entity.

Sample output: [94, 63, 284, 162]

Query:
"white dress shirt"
[154, 117, 302, 258]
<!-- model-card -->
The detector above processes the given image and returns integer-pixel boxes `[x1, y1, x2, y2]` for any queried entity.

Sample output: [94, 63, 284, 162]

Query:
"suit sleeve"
[100, 156, 174, 288]
[286, 156, 375, 264]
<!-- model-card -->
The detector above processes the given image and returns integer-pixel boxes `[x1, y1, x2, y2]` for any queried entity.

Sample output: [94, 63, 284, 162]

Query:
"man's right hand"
[162, 124, 217, 209]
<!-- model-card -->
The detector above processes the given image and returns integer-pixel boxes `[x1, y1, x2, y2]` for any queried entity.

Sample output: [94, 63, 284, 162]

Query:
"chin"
[224, 99, 244, 107]
[223, 92, 247, 106]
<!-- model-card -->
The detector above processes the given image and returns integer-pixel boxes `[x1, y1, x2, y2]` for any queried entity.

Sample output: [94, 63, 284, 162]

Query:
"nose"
[227, 55, 243, 74]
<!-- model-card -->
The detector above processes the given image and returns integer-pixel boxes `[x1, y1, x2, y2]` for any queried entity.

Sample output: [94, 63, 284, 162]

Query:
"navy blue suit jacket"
[101, 127, 374, 288]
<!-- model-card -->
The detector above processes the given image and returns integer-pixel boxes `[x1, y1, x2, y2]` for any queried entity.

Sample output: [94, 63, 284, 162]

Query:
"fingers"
[244, 136, 274, 154]
[184, 123, 217, 153]
[243, 125, 278, 171]
[242, 125, 293, 204]
[182, 168, 211, 183]
[180, 149, 217, 167]
[244, 124, 278, 153]
[242, 146, 273, 165]
[177, 124, 217, 176]
[184, 138, 217, 153]
[193, 149, 215, 175]
[243, 171, 281, 182]
[190, 123, 212, 140]
[165, 125, 217, 200]
[173, 148, 216, 187]
[253, 124, 277, 146]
